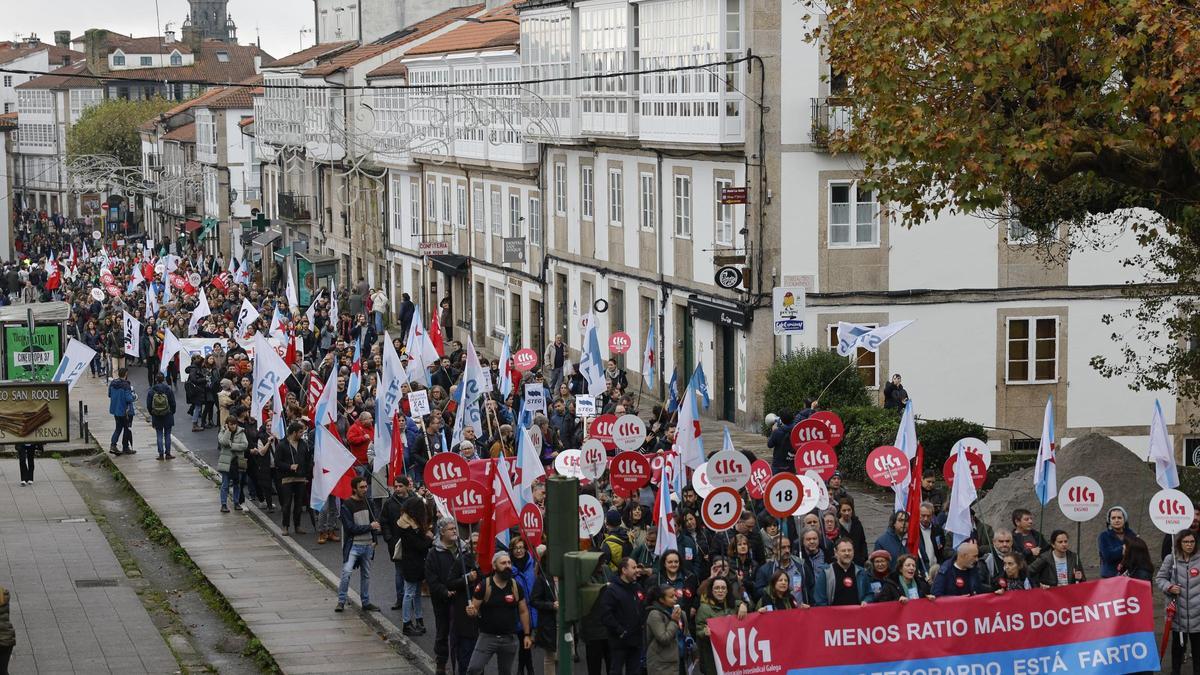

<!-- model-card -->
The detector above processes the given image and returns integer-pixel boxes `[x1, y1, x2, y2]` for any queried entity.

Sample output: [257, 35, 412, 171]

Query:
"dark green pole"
[546, 476, 579, 675]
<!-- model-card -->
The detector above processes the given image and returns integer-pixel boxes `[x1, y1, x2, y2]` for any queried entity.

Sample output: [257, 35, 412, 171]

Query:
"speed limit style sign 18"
[763, 472, 804, 519]
[702, 486, 743, 532]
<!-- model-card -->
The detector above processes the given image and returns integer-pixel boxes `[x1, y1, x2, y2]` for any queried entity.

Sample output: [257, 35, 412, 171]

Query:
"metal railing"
[810, 97, 854, 148]
[278, 192, 315, 221]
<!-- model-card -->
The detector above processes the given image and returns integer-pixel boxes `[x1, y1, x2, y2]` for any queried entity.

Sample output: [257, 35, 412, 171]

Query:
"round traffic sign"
[790, 419, 829, 448]
[866, 446, 910, 487]
[1058, 476, 1104, 523]
[512, 348, 538, 372]
[942, 453, 987, 489]
[691, 462, 715, 499]
[707, 449, 751, 490]
[519, 503, 544, 549]
[796, 473, 821, 515]
[579, 439, 608, 480]
[608, 331, 632, 354]
[804, 470, 830, 511]
[578, 494, 604, 537]
[423, 452, 471, 499]
[448, 479, 487, 524]
[746, 460, 772, 500]
[952, 437, 992, 469]
[763, 472, 804, 519]
[611, 414, 647, 452]
[588, 414, 618, 452]
[809, 411, 845, 447]
[702, 486, 743, 532]
[554, 449, 584, 480]
[610, 451, 651, 497]
[794, 440, 838, 481]
[1150, 488, 1196, 535]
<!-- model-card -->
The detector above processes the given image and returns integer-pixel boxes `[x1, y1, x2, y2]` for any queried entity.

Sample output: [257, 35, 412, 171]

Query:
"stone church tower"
[183, 0, 237, 43]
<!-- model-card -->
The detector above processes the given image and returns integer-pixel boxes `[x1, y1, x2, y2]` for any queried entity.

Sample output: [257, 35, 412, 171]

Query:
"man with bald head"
[932, 542, 983, 597]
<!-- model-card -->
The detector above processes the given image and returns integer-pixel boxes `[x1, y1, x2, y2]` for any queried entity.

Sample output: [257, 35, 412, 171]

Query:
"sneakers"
[165, 454, 175, 460]
[220, 505, 230, 513]
[415, 618, 426, 634]
[234, 504, 243, 512]
[362, 603, 381, 612]
[403, 622, 416, 635]
[335, 602, 345, 613]
[108, 445, 122, 456]
[125, 449, 137, 455]
[18, 481, 26, 486]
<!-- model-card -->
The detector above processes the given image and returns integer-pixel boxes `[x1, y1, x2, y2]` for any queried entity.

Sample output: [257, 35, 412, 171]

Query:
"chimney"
[26, 33, 40, 47]
[164, 29, 176, 43]
[54, 31, 70, 49]
[84, 28, 110, 75]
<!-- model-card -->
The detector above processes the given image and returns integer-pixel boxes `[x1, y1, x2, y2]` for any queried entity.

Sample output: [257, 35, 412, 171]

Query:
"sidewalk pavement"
[0, 459, 179, 674]
[75, 374, 416, 675]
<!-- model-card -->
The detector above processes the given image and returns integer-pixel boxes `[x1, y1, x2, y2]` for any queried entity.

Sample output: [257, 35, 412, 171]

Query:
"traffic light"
[561, 551, 605, 623]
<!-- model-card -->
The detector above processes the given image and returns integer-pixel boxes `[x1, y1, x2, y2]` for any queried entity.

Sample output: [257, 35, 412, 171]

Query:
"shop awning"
[687, 294, 752, 329]
[252, 230, 282, 248]
[184, 219, 202, 233]
[430, 254, 469, 277]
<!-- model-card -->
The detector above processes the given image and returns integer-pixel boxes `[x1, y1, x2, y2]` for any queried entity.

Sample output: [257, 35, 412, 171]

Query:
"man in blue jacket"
[873, 511, 909, 570]
[932, 543, 983, 597]
[107, 368, 137, 456]
[814, 539, 874, 606]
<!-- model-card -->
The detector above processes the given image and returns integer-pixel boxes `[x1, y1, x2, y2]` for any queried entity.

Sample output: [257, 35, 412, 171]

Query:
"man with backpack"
[465, 550, 533, 675]
[599, 510, 632, 576]
[147, 373, 177, 460]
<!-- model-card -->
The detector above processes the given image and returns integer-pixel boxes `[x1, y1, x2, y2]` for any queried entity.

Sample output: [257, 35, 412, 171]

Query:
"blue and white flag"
[893, 400, 918, 511]
[1034, 396, 1058, 505]
[52, 338, 97, 390]
[462, 335, 489, 409]
[1149, 399, 1178, 490]
[641, 322, 656, 388]
[688, 364, 710, 410]
[346, 334, 363, 400]
[498, 335, 513, 399]
[580, 312, 606, 395]
[666, 368, 680, 413]
[375, 331, 407, 474]
[836, 320, 915, 357]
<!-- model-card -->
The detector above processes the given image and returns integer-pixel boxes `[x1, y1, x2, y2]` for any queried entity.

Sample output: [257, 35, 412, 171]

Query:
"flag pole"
[815, 350, 871, 405]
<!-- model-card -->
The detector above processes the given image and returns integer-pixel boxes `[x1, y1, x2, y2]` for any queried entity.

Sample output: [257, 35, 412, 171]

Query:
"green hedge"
[763, 348, 872, 416]
[830, 406, 989, 484]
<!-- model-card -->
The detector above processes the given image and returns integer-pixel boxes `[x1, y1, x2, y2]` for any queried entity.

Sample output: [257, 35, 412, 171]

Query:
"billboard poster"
[0, 382, 70, 443]
[297, 257, 315, 306]
[5, 325, 62, 381]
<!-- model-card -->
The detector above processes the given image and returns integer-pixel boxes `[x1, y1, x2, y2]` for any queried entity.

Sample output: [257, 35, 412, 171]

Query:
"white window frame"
[827, 323, 879, 388]
[530, 196, 542, 247]
[1005, 316, 1059, 384]
[490, 188, 502, 235]
[674, 175, 692, 238]
[828, 180, 880, 248]
[715, 178, 735, 246]
[554, 162, 567, 215]
[581, 166, 594, 219]
[509, 193, 522, 238]
[2, 76, 11, 88]
[427, 179, 437, 222]
[491, 287, 507, 333]
[456, 184, 467, 229]
[390, 175, 403, 237]
[473, 183, 484, 232]
[609, 169, 623, 227]
[441, 182, 451, 226]
[140, 56, 153, 66]
[639, 172, 656, 231]
[409, 177, 420, 238]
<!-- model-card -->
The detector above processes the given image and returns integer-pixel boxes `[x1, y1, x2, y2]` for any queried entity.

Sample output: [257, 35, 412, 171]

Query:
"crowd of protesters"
[6, 211, 1198, 675]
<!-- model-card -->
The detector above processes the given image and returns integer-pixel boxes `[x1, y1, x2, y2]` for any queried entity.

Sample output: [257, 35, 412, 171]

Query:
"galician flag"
[1033, 396, 1057, 505]
[893, 399, 918, 512]
[945, 442, 979, 549]
[654, 462, 678, 556]
[641, 322, 656, 388]
[1149, 399, 1179, 489]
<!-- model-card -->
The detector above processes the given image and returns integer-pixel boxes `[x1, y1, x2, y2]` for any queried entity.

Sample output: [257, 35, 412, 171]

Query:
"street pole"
[546, 476, 579, 675]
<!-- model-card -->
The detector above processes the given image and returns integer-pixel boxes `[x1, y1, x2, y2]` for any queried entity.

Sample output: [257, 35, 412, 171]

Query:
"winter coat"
[873, 530, 907, 570]
[1098, 527, 1136, 578]
[146, 383, 176, 430]
[511, 554, 538, 629]
[839, 517, 869, 566]
[275, 437, 311, 481]
[107, 378, 136, 417]
[216, 426, 248, 473]
[1157, 554, 1200, 632]
[529, 572, 558, 650]
[597, 577, 645, 644]
[814, 562, 875, 606]
[1028, 550, 1085, 588]
[0, 586, 14, 648]
[395, 514, 431, 582]
[645, 604, 681, 674]
[695, 601, 735, 675]
[874, 574, 933, 602]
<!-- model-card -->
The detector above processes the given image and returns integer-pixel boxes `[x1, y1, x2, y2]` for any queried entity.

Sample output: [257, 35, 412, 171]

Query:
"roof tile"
[262, 41, 357, 68]
[303, 5, 484, 77]
[404, 1, 520, 57]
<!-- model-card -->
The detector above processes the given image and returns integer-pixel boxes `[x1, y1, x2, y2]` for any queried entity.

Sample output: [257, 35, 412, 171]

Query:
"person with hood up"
[1098, 506, 1136, 578]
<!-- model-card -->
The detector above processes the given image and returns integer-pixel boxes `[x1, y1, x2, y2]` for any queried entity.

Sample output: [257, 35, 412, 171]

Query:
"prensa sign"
[0, 381, 70, 443]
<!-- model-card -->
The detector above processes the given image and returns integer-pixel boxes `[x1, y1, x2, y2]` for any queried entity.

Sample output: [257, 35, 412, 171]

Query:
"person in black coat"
[529, 560, 559, 674]
[396, 497, 432, 635]
[275, 422, 311, 535]
[767, 409, 796, 474]
[146, 373, 177, 460]
[837, 499, 870, 566]
[598, 557, 646, 675]
[883, 374, 909, 410]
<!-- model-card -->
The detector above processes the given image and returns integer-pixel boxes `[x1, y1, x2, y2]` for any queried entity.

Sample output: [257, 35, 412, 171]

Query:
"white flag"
[145, 283, 159, 320]
[160, 328, 183, 374]
[305, 289, 322, 330]
[945, 443, 978, 549]
[676, 384, 704, 469]
[1149, 399, 1179, 489]
[1034, 396, 1057, 505]
[251, 332, 290, 423]
[463, 335, 488, 406]
[311, 423, 356, 512]
[122, 311, 141, 357]
[515, 424, 546, 505]
[892, 400, 918, 511]
[405, 306, 440, 386]
[188, 289, 211, 336]
[237, 298, 260, 338]
[328, 279, 339, 323]
[286, 265, 299, 311]
[374, 331, 409, 474]
[52, 338, 97, 390]
[836, 320, 915, 357]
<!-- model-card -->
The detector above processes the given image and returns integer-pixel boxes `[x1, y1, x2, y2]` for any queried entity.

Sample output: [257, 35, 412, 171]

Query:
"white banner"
[524, 382, 546, 414]
[408, 389, 431, 416]
[575, 394, 596, 417]
[122, 311, 141, 357]
[52, 338, 97, 390]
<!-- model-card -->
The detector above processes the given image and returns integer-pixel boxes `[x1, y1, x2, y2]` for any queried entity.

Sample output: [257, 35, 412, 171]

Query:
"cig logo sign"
[1067, 485, 1096, 503]
[873, 454, 901, 472]
[1160, 498, 1187, 516]
[725, 627, 772, 666]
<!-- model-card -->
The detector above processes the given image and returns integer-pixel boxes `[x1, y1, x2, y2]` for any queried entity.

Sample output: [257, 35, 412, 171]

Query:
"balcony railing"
[810, 97, 854, 149]
[278, 192, 314, 222]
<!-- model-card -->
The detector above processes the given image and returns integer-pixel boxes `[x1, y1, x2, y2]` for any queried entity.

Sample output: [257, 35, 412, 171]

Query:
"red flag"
[389, 411, 406, 483]
[284, 333, 298, 367]
[476, 476, 497, 575]
[906, 443, 924, 558]
[428, 312, 445, 357]
[307, 376, 325, 426]
[142, 261, 156, 282]
[211, 272, 229, 292]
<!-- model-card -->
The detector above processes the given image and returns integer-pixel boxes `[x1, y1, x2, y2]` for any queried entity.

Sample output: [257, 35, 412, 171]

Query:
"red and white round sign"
[578, 494, 604, 537]
[650, 450, 678, 486]
[423, 452, 471, 499]
[611, 414, 647, 452]
[579, 439, 608, 480]
[794, 441, 838, 481]
[865, 446, 910, 488]
[554, 449, 584, 480]
[809, 411, 845, 448]
[449, 479, 487, 524]
[609, 451, 651, 497]
[746, 460, 772, 500]
[608, 331, 632, 354]
[796, 473, 821, 515]
[702, 486, 743, 532]
[512, 348, 538, 372]
[588, 414, 618, 452]
[691, 462, 715, 499]
[1150, 488, 1196, 535]
[1058, 476, 1104, 523]
[763, 472, 804, 519]
[707, 449, 751, 490]
[952, 437, 992, 469]
[520, 503, 544, 549]
[790, 419, 829, 449]
[804, 470, 830, 511]
[942, 453, 987, 489]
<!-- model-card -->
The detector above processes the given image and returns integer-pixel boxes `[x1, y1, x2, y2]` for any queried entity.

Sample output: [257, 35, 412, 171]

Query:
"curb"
[162, 427, 437, 674]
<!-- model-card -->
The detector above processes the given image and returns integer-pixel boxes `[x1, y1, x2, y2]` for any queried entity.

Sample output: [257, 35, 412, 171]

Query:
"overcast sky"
[4, 0, 312, 60]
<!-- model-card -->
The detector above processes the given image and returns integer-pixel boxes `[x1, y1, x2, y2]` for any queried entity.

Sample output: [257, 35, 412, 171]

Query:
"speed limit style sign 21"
[702, 486, 743, 532]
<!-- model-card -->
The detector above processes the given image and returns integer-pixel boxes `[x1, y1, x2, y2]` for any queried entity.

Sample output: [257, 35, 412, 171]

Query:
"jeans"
[467, 632, 517, 675]
[219, 468, 242, 507]
[402, 573, 423, 622]
[374, 311, 384, 333]
[191, 405, 203, 426]
[155, 427, 171, 457]
[110, 415, 132, 451]
[548, 367, 563, 397]
[280, 482, 306, 529]
[338, 542, 374, 605]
